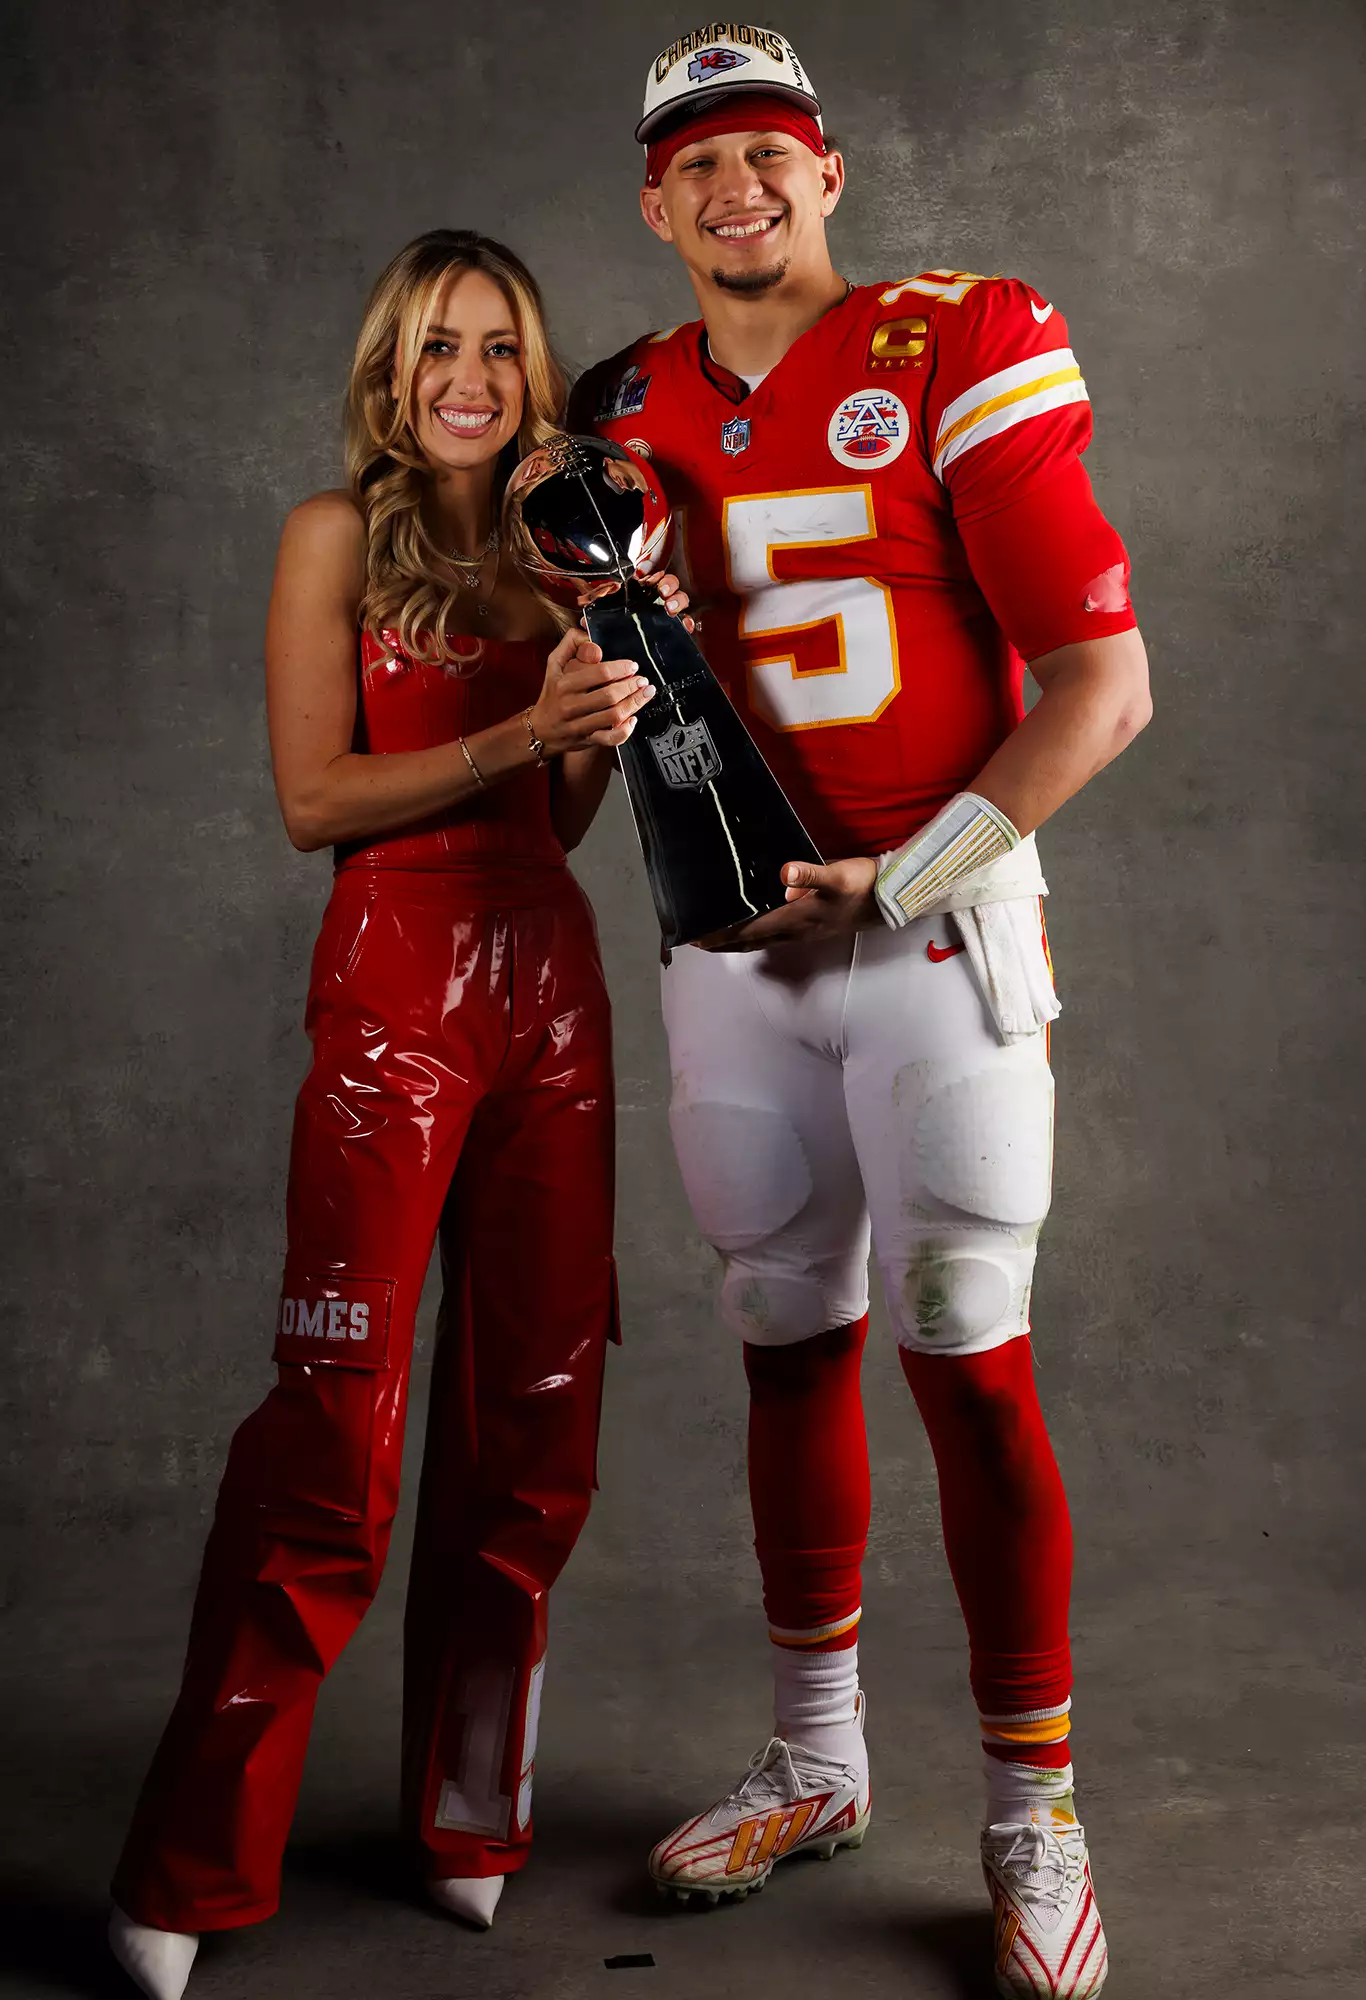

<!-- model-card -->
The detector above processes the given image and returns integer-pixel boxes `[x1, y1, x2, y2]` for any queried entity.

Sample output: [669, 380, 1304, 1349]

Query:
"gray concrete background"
[3, 2, 1364, 1995]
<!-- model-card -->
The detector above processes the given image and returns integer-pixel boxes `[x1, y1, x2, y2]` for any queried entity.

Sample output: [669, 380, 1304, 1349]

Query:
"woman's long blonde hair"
[345, 229, 567, 661]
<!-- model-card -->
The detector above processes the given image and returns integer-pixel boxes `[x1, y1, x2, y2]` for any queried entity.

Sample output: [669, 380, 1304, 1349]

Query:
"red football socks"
[743, 1317, 870, 1651]
[742, 1324, 1075, 1801]
[745, 1320, 870, 1763]
[899, 1338, 1074, 1793]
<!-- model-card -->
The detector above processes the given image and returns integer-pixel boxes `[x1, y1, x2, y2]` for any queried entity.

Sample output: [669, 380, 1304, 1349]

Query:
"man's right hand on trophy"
[579, 565, 698, 636]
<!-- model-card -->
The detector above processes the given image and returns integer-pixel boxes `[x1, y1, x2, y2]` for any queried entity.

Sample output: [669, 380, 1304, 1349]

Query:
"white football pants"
[660, 907, 1055, 1353]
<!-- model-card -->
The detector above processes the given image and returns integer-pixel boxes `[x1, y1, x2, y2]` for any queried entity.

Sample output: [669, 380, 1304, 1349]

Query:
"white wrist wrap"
[875, 793, 1021, 930]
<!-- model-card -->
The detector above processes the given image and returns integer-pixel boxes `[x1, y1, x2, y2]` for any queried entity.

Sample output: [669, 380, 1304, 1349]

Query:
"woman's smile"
[433, 402, 500, 438]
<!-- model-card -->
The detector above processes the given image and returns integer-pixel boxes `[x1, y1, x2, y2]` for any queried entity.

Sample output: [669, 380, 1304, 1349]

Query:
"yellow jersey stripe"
[934, 364, 1083, 467]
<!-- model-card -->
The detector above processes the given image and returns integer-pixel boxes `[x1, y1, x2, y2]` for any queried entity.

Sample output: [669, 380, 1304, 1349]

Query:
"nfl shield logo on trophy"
[650, 717, 723, 791]
[721, 416, 751, 455]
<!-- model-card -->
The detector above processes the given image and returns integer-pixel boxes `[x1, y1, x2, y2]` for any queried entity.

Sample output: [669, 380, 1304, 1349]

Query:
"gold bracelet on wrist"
[522, 707, 546, 768]
[458, 736, 486, 789]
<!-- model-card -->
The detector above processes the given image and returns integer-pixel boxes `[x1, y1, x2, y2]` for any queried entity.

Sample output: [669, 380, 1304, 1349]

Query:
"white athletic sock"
[771, 1641, 866, 1768]
[983, 1753, 1076, 1827]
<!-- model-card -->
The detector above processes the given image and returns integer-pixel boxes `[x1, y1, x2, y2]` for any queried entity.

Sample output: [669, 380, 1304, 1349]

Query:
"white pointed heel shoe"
[108, 1906, 199, 2000]
[427, 1873, 504, 1929]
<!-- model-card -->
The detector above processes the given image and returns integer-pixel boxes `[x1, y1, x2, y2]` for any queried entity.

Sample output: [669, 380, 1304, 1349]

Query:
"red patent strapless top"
[336, 626, 563, 872]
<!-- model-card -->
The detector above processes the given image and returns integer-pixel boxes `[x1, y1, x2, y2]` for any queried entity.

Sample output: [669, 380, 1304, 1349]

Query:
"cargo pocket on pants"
[222, 1274, 398, 1528]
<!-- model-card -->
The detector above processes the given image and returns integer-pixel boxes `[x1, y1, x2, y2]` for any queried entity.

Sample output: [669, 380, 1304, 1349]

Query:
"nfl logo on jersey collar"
[721, 416, 751, 455]
[828, 387, 910, 470]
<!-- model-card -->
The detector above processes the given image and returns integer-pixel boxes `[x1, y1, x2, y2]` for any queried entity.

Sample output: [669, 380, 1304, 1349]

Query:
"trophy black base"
[585, 594, 822, 950]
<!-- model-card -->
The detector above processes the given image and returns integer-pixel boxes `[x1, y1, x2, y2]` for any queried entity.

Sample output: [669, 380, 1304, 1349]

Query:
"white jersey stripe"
[935, 380, 1089, 479]
[935, 363, 1083, 466]
[934, 347, 1081, 445]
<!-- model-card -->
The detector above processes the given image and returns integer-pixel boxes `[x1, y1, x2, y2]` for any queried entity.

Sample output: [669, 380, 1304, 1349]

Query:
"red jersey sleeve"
[925, 278, 1136, 659]
[925, 278, 1092, 525]
[566, 355, 615, 435]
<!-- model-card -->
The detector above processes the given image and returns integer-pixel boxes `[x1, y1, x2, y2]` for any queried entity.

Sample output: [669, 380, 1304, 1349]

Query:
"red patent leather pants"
[113, 865, 617, 1931]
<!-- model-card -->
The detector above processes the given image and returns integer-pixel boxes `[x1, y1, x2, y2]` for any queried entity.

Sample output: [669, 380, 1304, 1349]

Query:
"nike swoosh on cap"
[1030, 300, 1054, 323]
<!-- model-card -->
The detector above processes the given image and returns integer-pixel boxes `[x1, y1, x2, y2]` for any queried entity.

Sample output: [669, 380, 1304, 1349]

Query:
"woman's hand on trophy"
[530, 628, 656, 753]
[697, 857, 883, 951]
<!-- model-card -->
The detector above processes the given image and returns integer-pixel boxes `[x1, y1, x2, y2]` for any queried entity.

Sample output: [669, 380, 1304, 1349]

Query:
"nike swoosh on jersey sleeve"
[932, 350, 1088, 479]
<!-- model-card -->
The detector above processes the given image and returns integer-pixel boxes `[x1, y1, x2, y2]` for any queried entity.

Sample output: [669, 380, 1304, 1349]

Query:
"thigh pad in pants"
[664, 951, 870, 1347]
[880, 1039, 1054, 1356]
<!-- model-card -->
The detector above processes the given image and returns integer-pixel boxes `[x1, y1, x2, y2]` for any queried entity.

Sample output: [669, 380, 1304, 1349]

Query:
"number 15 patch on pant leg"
[274, 1273, 395, 1370]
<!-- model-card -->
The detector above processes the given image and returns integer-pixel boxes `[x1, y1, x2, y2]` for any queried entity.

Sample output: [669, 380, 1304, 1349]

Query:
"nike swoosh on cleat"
[926, 940, 966, 962]
[1031, 300, 1054, 323]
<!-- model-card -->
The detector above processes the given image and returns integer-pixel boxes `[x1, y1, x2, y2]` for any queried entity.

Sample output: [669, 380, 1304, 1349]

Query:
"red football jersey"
[572, 272, 1126, 860]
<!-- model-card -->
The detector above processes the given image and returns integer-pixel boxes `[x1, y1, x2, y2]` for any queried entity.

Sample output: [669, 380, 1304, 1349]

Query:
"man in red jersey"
[572, 25, 1149, 1996]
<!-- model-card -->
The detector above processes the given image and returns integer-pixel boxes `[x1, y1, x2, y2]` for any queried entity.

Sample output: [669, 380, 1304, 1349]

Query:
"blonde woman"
[108, 230, 687, 2000]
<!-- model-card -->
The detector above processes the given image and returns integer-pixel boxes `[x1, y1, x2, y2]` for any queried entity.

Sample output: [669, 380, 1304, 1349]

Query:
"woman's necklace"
[470, 542, 500, 619]
[446, 525, 501, 620]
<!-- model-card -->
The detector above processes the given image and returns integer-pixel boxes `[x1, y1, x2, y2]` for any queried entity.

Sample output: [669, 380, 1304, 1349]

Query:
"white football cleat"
[981, 1809, 1108, 1997]
[428, 1874, 504, 1929]
[108, 1907, 199, 2000]
[648, 1706, 870, 1902]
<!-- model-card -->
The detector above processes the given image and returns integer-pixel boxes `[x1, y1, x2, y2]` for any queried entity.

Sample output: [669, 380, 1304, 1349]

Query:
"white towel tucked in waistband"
[950, 895, 1061, 1044]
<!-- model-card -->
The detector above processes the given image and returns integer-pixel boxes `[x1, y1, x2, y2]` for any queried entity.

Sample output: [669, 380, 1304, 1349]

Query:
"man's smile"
[704, 213, 784, 241]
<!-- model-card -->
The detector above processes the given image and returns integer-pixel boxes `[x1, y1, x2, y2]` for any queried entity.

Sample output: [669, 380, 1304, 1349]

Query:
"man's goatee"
[712, 258, 790, 295]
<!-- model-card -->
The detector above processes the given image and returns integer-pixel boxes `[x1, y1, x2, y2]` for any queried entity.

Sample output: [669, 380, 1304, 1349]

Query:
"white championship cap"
[637, 23, 822, 144]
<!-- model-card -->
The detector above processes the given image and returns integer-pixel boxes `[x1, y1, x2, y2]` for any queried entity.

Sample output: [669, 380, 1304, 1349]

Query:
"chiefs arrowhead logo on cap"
[637, 22, 822, 143]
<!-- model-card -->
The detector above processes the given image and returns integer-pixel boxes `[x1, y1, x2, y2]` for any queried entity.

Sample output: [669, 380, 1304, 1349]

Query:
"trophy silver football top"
[503, 434, 822, 949]
[504, 434, 670, 596]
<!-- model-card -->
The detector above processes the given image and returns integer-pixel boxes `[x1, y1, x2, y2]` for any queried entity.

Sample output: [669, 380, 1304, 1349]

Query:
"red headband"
[644, 93, 826, 187]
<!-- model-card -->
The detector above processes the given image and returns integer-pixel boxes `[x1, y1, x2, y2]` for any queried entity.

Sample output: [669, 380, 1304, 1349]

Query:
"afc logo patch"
[689, 47, 749, 81]
[721, 416, 751, 455]
[650, 717, 722, 790]
[597, 363, 650, 422]
[827, 388, 910, 470]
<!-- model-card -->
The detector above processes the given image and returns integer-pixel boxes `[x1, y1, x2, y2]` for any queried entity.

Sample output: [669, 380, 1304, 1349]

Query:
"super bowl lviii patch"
[597, 364, 651, 422]
[828, 389, 910, 470]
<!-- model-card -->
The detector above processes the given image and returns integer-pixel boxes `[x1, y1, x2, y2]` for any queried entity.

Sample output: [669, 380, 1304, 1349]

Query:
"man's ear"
[640, 185, 675, 243]
[819, 149, 845, 218]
